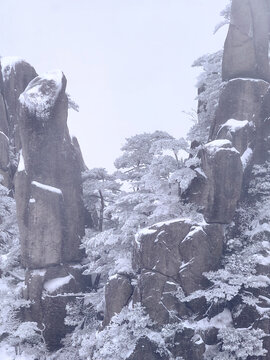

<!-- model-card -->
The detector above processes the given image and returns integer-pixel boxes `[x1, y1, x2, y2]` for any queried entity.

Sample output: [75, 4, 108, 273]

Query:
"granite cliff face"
[100, 1, 270, 358]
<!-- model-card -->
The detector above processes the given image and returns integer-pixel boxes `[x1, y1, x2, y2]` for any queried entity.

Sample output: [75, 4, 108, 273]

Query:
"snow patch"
[179, 258, 195, 272]
[135, 227, 158, 245]
[31, 269, 46, 277]
[0, 131, 9, 142]
[19, 69, 63, 119]
[205, 139, 232, 155]
[109, 274, 121, 281]
[254, 253, 270, 266]
[182, 225, 206, 243]
[43, 274, 73, 293]
[219, 119, 249, 133]
[1, 56, 24, 80]
[29, 198, 36, 204]
[31, 180, 62, 195]
[230, 77, 270, 84]
[18, 150, 26, 172]
[195, 167, 207, 178]
[196, 309, 233, 330]
[0, 342, 39, 359]
[153, 217, 193, 228]
[241, 147, 253, 169]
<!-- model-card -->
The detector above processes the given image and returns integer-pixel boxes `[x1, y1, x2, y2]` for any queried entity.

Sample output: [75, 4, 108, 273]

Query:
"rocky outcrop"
[184, 140, 243, 224]
[103, 274, 133, 326]
[167, 328, 205, 360]
[127, 337, 169, 360]
[1, 57, 37, 151]
[209, 79, 270, 142]
[0, 58, 37, 189]
[0, 58, 89, 350]
[132, 219, 223, 325]
[215, 119, 254, 155]
[16, 71, 84, 268]
[12, 70, 87, 348]
[24, 264, 91, 350]
[101, 1, 270, 359]
[222, 0, 270, 82]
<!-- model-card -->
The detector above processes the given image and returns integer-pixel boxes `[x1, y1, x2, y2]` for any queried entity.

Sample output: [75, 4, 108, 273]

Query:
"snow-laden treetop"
[1, 56, 25, 81]
[19, 70, 64, 119]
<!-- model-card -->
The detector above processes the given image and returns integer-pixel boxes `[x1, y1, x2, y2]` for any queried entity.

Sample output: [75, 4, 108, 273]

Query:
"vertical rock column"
[209, 0, 270, 172]
[15, 70, 86, 350]
[222, 0, 270, 82]
[0, 58, 37, 188]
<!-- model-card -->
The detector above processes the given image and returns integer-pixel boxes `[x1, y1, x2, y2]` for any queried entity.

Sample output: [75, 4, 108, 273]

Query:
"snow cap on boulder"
[19, 70, 66, 119]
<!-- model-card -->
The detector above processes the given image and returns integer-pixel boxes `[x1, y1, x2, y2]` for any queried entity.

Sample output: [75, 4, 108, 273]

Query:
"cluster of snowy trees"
[82, 130, 199, 279]
[3, 2, 269, 359]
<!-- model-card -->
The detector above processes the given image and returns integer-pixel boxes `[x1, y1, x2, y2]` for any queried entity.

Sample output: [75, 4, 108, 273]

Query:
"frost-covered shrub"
[70, 304, 154, 360]
[214, 328, 267, 360]
[188, 50, 224, 143]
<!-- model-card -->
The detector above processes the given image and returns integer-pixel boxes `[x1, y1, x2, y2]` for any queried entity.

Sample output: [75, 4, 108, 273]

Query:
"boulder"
[103, 274, 133, 326]
[133, 270, 190, 326]
[209, 79, 270, 141]
[179, 223, 224, 294]
[132, 219, 224, 324]
[232, 303, 260, 329]
[134, 219, 224, 293]
[186, 140, 243, 224]
[133, 219, 191, 279]
[127, 337, 169, 360]
[167, 328, 205, 360]
[24, 265, 92, 351]
[216, 119, 255, 156]
[222, 0, 270, 82]
[0, 57, 37, 151]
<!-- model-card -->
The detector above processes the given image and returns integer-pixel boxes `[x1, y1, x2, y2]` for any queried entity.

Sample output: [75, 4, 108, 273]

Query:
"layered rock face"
[0, 58, 89, 350]
[101, 1, 270, 358]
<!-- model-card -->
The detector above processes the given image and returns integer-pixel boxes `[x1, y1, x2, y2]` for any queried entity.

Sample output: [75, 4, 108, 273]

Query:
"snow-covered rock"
[131, 218, 223, 326]
[184, 140, 243, 224]
[19, 70, 64, 119]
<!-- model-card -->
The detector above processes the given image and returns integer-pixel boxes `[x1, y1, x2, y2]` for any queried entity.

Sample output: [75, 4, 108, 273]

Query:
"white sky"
[1, 0, 229, 171]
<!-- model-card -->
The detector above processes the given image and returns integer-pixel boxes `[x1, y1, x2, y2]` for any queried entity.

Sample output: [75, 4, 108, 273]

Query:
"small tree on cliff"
[188, 50, 223, 143]
[83, 168, 120, 232]
[83, 131, 198, 279]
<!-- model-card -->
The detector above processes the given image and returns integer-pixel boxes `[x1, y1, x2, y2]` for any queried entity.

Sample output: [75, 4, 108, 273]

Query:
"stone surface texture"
[0, 59, 88, 350]
[222, 0, 270, 82]
[16, 70, 85, 268]
[103, 274, 133, 326]
[132, 219, 224, 325]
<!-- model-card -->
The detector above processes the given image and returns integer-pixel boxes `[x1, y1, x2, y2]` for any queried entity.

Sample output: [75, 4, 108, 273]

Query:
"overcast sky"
[1, 0, 229, 171]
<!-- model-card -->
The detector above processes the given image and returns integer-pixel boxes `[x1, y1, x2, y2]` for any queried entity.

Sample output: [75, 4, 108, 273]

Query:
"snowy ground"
[0, 343, 36, 360]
